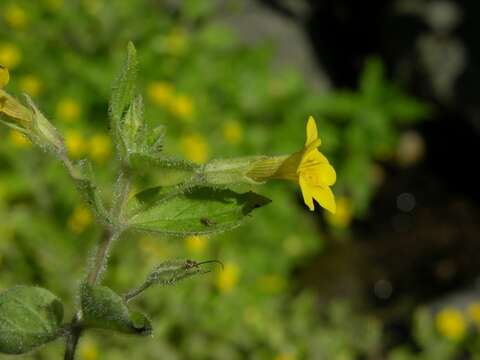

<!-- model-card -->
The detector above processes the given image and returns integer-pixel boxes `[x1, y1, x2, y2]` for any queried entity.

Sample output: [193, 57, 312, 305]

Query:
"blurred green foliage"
[0, 0, 436, 359]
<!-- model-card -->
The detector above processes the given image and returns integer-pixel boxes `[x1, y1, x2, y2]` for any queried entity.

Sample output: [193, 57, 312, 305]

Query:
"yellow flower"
[468, 303, 480, 328]
[147, 81, 174, 106]
[185, 235, 208, 254]
[3, 4, 28, 29]
[435, 307, 466, 341]
[165, 28, 188, 56]
[8, 129, 31, 148]
[222, 119, 244, 145]
[56, 98, 81, 122]
[216, 262, 239, 293]
[19, 75, 43, 97]
[326, 196, 352, 228]
[247, 116, 336, 213]
[0, 66, 9, 88]
[89, 134, 112, 163]
[0, 43, 22, 69]
[65, 130, 87, 158]
[139, 236, 169, 258]
[68, 206, 93, 234]
[181, 133, 209, 164]
[78, 339, 98, 360]
[169, 94, 194, 120]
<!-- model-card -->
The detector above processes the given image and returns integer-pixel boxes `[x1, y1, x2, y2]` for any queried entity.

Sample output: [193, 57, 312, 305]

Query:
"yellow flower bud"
[3, 4, 28, 29]
[169, 94, 194, 120]
[89, 134, 112, 163]
[184, 235, 208, 254]
[68, 206, 93, 234]
[65, 130, 87, 158]
[147, 81, 174, 106]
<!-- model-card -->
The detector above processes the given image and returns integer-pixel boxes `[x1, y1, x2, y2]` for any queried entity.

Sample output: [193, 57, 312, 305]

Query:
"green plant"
[0, 43, 336, 359]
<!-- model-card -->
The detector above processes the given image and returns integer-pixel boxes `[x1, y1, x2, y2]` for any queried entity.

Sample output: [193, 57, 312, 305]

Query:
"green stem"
[63, 165, 132, 360]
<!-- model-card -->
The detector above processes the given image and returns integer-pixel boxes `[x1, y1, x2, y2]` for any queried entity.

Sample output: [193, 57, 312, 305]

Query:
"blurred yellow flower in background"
[139, 236, 170, 259]
[56, 97, 81, 122]
[8, 130, 31, 148]
[184, 235, 208, 254]
[180, 133, 209, 164]
[326, 196, 352, 228]
[89, 134, 112, 163]
[165, 28, 188, 56]
[147, 81, 174, 106]
[65, 130, 87, 158]
[3, 4, 28, 29]
[68, 206, 93, 234]
[78, 338, 99, 360]
[216, 262, 239, 293]
[169, 94, 194, 120]
[467, 303, 480, 328]
[0, 66, 9, 88]
[0, 43, 22, 69]
[435, 307, 466, 341]
[222, 119, 244, 145]
[19, 75, 43, 97]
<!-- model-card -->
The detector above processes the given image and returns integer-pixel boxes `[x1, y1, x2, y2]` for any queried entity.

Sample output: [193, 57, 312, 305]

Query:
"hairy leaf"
[0, 286, 64, 354]
[127, 186, 271, 236]
[80, 284, 151, 336]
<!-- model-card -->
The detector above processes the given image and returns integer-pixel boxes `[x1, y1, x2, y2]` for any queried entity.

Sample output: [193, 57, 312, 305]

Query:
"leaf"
[80, 284, 151, 336]
[0, 286, 64, 354]
[127, 186, 271, 236]
[109, 42, 138, 158]
[69, 159, 109, 223]
[109, 42, 138, 123]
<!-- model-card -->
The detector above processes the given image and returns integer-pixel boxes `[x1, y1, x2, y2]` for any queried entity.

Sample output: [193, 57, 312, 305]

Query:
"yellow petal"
[305, 116, 319, 146]
[311, 185, 336, 213]
[299, 176, 315, 211]
[316, 163, 336, 186]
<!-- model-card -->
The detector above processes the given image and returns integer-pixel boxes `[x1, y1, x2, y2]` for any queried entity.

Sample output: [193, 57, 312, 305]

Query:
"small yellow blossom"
[0, 43, 22, 69]
[68, 206, 93, 234]
[256, 274, 286, 294]
[147, 81, 174, 106]
[8, 129, 31, 148]
[181, 133, 209, 164]
[184, 235, 208, 254]
[0, 66, 9, 88]
[247, 116, 336, 213]
[19, 75, 43, 97]
[65, 130, 87, 158]
[216, 262, 240, 293]
[326, 196, 352, 228]
[3, 4, 28, 29]
[169, 94, 194, 120]
[468, 303, 480, 328]
[89, 134, 112, 163]
[222, 119, 244, 145]
[435, 307, 466, 341]
[78, 339, 98, 360]
[56, 98, 81, 122]
[165, 28, 188, 56]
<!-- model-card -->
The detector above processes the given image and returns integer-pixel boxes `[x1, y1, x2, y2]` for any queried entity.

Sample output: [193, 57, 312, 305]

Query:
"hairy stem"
[63, 165, 132, 359]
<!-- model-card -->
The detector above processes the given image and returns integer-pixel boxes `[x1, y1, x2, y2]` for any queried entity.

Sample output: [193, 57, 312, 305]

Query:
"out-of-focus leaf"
[0, 286, 64, 354]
